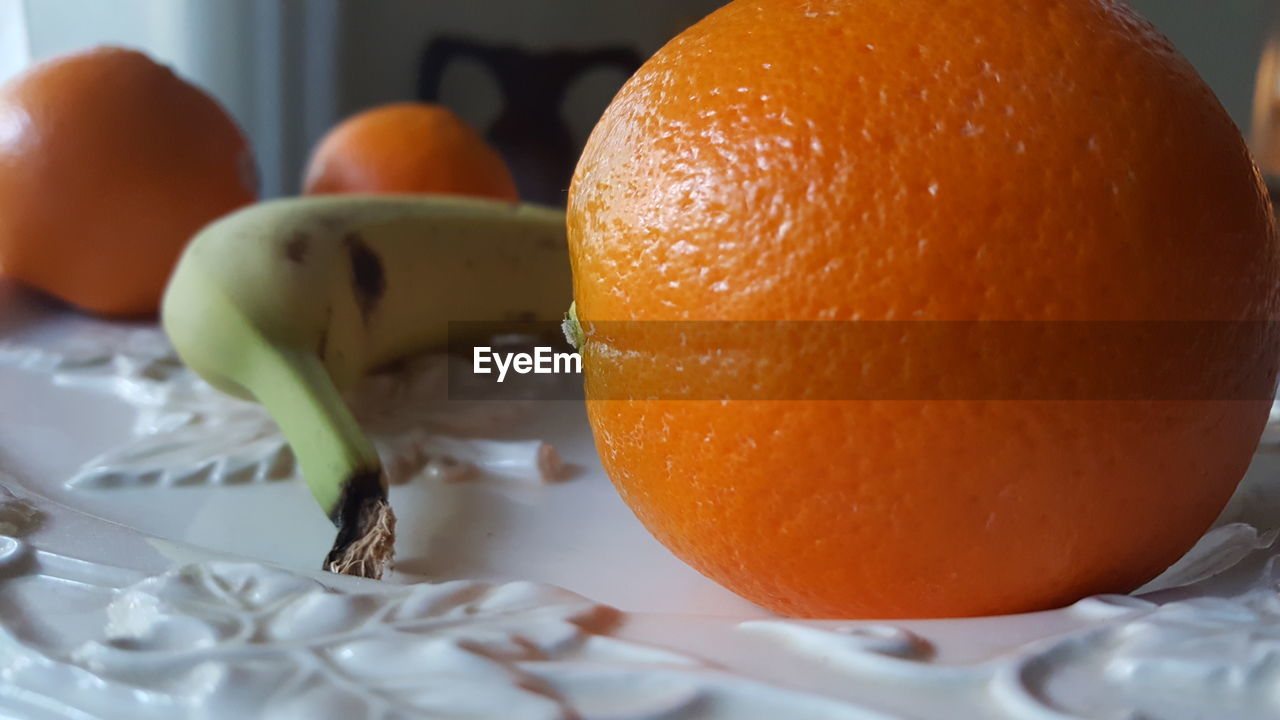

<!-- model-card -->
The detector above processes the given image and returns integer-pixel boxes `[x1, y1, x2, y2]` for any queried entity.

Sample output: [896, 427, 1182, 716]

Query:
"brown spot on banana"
[343, 232, 385, 323]
[316, 305, 333, 360]
[283, 231, 310, 264]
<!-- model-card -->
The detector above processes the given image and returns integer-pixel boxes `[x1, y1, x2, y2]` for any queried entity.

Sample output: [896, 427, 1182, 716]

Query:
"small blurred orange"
[0, 46, 257, 317]
[302, 102, 518, 201]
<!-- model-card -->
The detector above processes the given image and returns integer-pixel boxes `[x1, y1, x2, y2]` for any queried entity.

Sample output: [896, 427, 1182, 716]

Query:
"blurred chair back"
[419, 37, 641, 205]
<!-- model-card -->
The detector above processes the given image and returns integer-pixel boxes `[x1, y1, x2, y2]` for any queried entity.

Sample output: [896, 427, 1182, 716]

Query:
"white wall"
[7, 0, 338, 198]
[0, 1, 1275, 195]
[323, 1, 1275, 134]
[1127, 0, 1274, 133]
[326, 1, 1276, 200]
[0, 0, 31, 85]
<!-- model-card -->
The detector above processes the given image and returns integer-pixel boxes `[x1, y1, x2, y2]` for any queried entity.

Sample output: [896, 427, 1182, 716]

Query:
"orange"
[568, 0, 1280, 618]
[0, 47, 257, 317]
[302, 102, 518, 201]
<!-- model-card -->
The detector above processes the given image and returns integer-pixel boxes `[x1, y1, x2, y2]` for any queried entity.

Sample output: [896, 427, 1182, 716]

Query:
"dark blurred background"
[2, 0, 1276, 201]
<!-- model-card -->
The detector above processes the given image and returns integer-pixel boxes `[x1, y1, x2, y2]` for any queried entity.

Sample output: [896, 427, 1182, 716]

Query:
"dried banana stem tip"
[325, 496, 397, 579]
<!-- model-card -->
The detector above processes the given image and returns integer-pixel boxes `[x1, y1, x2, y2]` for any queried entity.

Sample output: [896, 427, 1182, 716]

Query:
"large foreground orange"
[568, 0, 1280, 618]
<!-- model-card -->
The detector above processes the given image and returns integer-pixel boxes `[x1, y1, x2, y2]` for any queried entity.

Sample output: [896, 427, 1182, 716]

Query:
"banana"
[161, 194, 571, 579]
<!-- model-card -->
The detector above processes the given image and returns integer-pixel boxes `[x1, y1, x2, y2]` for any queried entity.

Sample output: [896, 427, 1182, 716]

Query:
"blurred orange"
[302, 102, 518, 201]
[569, 0, 1280, 618]
[0, 46, 257, 317]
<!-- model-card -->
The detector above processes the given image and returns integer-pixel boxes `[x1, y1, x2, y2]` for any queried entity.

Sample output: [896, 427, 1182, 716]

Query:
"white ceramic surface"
[0, 280, 1278, 720]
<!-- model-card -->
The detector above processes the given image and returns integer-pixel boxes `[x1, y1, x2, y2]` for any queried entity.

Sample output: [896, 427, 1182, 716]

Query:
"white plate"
[0, 280, 1278, 720]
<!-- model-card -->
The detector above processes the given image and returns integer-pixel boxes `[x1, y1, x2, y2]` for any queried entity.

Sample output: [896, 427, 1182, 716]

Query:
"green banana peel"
[162, 194, 571, 579]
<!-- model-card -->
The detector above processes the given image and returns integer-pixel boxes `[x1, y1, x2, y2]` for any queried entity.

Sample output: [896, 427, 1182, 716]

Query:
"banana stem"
[246, 346, 395, 579]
